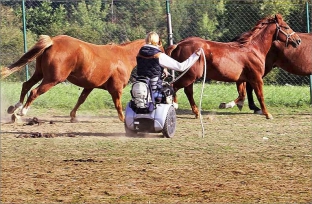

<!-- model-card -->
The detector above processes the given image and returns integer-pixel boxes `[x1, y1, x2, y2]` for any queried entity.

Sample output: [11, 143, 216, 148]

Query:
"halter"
[275, 21, 296, 47]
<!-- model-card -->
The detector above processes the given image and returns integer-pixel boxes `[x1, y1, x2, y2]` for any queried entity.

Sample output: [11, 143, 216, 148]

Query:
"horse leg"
[246, 82, 262, 114]
[250, 80, 273, 119]
[8, 72, 43, 114]
[219, 82, 246, 110]
[70, 88, 93, 123]
[184, 83, 199, 118]
[172, 86, 179, 109]
[18, 81, 58, 116]
[235, 82, 246, 110]
[109, 89, 124, 122]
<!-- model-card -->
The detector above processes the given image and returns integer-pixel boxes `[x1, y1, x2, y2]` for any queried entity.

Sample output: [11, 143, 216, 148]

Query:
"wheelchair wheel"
[124, 123, 138, 137]
[162, 106, 176, 138]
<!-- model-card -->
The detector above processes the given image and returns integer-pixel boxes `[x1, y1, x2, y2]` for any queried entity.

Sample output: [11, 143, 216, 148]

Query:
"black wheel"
[162, 106, 176, 138]
[124, 123, 138, 137]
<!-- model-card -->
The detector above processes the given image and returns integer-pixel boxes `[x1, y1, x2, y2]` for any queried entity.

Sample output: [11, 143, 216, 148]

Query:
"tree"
[1, 4, 37, 81]
[169, 0, 226, 42]
[20, 1, 68, 36]
[65, 0, 112, 44]
[109, 0, 165, 42]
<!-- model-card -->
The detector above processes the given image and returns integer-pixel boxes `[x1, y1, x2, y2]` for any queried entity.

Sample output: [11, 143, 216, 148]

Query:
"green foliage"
[20, 1, 68, 36]
[0, 0, 310, 85]
[2, 82, 309, 112]
[0, 5, 37, 81]
[66, 0, 108, 43]
[220, 3, 262, 41]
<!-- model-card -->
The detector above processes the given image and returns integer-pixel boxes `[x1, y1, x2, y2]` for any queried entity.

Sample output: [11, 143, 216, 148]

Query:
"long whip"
[199, 48, 207, 138]
[167, 48, 207, 138]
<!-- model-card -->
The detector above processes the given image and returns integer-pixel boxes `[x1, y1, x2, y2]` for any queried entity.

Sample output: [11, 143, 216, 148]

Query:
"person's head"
[145, 31, 160, 46]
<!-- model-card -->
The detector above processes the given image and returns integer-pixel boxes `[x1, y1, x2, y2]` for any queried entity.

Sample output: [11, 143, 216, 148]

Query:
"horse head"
[274, 14, 301, 47]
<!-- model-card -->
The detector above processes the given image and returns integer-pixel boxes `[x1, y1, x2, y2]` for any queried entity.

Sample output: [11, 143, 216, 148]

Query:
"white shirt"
[159, 52, 200, 72]
[144, 44, 200, 72]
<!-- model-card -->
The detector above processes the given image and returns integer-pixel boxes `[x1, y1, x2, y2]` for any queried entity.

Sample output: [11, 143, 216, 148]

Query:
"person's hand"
[195, 48, 202, 56]
[162, 68, 170, 79]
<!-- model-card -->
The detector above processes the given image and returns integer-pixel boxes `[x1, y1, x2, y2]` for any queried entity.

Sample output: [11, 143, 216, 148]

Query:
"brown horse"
[1, 35, 148, 122]
[165, 14, 301, 119]
[220, 32, 312, 113]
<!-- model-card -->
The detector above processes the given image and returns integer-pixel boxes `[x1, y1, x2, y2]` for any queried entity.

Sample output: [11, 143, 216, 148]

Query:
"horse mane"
[117, 39, 145, 46]
[106, 40, 131, 46]
[234, 15, 276, 45]
[120, 41, 132, 45]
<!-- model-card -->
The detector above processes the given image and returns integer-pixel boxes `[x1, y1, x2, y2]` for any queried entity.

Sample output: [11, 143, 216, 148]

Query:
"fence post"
[166, 0, 175, 79]
[22, 0, 29, 81]
[307, 2, 312, 104]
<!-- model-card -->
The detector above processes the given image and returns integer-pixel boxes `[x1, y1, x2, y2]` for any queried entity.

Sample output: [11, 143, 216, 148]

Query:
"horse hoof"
[266, 114, 273, 119]
[70, 118, 78, 123]
[254, 110, 262, 115]
[11, 114, 20, 123]
[219, 102, 226, 109]
[7, 106, 16, 114]
[237, 105, 243, 111]
[237, 101, 244, 110]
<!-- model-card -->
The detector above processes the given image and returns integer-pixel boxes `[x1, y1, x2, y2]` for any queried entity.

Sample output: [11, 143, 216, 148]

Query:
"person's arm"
[158, 49, 201, 72]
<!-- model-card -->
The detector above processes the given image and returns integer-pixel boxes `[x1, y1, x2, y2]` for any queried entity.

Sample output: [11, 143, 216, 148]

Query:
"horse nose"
[297, 39, 301, 45]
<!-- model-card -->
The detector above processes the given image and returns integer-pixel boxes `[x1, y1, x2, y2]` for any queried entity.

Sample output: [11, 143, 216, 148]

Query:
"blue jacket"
[136, 45, 163, 79]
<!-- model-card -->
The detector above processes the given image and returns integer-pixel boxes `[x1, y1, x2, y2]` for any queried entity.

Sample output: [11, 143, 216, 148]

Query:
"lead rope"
[169, 64, 193, 84]
[199, 48, 207, 138]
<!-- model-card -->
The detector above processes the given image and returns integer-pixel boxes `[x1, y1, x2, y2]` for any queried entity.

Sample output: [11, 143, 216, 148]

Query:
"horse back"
[167, 37, 211, 88]
[41, 35, 144, 88]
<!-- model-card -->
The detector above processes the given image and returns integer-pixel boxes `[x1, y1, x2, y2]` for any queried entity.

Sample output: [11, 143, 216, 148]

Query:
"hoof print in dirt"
[16, 132, 57, 138]
[23, 117, 44, 126]
[16, 133, 76, 138]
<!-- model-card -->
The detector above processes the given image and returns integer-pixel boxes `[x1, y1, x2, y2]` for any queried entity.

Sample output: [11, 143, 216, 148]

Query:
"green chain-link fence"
[1, 0, 311, 86]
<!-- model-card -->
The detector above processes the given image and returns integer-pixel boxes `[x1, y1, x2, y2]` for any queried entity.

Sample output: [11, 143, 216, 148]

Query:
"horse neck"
[250, 23, 277, 57]
[124, 40, 145, 69]
[271, 34, 312, 75]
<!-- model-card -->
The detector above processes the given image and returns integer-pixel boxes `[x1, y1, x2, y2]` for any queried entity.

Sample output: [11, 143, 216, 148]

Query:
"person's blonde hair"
[145, 31, 160, 46]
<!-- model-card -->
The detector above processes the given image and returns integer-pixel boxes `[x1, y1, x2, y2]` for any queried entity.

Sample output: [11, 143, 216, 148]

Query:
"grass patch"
[1, 81, 311, 113]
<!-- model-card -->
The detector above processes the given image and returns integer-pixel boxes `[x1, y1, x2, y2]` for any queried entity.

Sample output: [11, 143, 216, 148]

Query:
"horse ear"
[275, 14, 283, 23]
[158, 39, 165, 52]
[158, 39, 163, 47]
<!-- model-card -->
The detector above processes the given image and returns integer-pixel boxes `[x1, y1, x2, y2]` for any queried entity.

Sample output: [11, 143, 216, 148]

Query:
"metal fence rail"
[1, 0, 311, 88]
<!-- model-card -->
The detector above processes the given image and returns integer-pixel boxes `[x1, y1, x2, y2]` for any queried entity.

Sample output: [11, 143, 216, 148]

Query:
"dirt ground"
[1, 107, 311, 203]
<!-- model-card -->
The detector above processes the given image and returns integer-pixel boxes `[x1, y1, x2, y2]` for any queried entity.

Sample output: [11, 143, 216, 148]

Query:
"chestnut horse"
[220, 32, 312, 113]
[165, 14, 301, 119]
[1, 35, 148, 122]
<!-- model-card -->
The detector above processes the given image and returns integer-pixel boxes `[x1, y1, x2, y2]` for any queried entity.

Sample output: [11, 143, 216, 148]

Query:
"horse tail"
[165, 44, 178, 56]
[1, 35, 53, 79]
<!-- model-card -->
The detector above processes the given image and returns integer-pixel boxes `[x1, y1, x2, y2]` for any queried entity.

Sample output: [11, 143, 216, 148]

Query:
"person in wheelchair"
[136, 31, 201, 106]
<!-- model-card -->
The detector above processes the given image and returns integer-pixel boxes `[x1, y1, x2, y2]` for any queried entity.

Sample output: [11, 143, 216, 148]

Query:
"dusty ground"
[1, 107, 311, 203]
